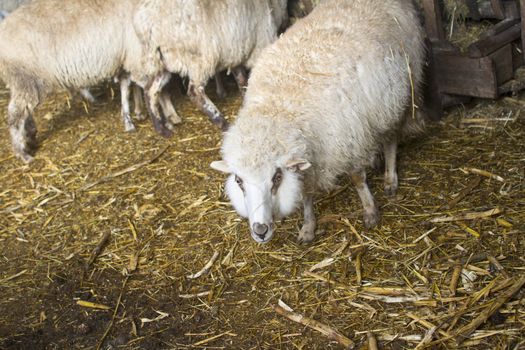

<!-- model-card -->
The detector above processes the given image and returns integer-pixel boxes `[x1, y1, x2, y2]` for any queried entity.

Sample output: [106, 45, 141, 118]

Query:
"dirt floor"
[0, 76, 524, 350]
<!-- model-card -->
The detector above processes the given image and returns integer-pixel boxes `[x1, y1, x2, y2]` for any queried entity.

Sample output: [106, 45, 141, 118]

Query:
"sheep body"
[134, 0, 288, 130]
[213, 0, 426, 243]
[0, 0, 176, 162]
[0, 0, 135, 93]
[0, 0, 100, 104]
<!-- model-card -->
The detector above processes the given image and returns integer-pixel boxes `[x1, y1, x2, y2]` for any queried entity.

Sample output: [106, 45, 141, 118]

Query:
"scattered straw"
[1, 68, 524, 349]
[274, 300, 355, 349]
[430, 208, 502, 223]
[187, 250, 219, 279]
[454, 275, 525, 345]
[76, 300, 111, 311]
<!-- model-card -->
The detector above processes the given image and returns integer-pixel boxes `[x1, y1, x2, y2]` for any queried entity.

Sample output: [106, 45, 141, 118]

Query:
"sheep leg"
[7, 97, 37, 163]
[159, 89, 182, 125]
[349, 170, 380, 228]
[132, 84, 146, 121]
[188, 81, 229, 131]
[298, 195, 316, 244]
[215, 73, 226, 99]
[66, 88, 95, 103]
[119, 75, 136, 132]
[145, 72, 174, 137]
[79, 88, 96, 103]
[232, 65, 248, 96]
[383, 137, 398, 196]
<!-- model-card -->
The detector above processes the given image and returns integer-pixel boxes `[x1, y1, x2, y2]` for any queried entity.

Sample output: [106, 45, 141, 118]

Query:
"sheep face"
[211, 159, 311, 243]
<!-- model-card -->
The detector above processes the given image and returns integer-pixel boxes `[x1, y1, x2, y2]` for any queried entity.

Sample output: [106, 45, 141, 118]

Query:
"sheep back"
[133, 0, 288, 84]
[0, 0, 138, 96]
[223, 0, 425, 193]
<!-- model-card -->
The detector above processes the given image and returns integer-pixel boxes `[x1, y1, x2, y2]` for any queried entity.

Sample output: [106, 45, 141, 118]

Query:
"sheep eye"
[235, 175, 244, 191]
[271, 168, 283, 194]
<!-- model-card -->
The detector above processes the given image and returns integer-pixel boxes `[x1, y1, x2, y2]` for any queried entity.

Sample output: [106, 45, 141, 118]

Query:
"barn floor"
[0, 78, 524, 350]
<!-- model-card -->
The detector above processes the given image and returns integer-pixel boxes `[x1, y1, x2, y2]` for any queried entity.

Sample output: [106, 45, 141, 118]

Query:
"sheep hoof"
[134, 113, 147, 121]
[363, 209, 380, 229]
[218, 119, 229, 132]
[17, 151, 34, 164]
[297, 222, 316, 244]
[384, 183, 398, 197]
[168, 113, 182, 125]
[164, 120, 176, 131]
[154, 124, 173, 138]
[151, 115, 174, 138]
[216, 90, 226, 99]
[384, 174, 398, 196]
[124, 122, 136, 133]
[26, 137, 38, 150]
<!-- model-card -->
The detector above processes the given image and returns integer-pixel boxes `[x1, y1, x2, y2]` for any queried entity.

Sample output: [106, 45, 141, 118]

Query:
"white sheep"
[133, 0, 288, 132]
[0, 0, 100, 104]
[0, 0, 179, 163]
[211, 0, 426, 244]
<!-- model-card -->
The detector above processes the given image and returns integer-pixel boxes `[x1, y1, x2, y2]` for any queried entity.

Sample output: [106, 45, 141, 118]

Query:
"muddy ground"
[0, 77, 524, 349]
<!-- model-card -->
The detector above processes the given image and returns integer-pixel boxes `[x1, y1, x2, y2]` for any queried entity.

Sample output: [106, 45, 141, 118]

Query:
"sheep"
[0, 0, 180, 163]
[0, 0, 163, 127]
[211, 0, 426, 244]
[0, 0, 98, 105]
[133, 0, 289, 133]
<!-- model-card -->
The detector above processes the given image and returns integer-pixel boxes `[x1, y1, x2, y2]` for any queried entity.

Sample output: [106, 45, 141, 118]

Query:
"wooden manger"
[422, 0, 525, 118]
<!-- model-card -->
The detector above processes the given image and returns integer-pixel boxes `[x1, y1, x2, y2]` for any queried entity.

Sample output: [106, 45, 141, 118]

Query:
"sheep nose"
[252, 223, 269, 239]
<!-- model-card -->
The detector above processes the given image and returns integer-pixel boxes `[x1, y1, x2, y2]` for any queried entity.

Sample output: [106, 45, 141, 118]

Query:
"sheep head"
[211, 158, 311, 243]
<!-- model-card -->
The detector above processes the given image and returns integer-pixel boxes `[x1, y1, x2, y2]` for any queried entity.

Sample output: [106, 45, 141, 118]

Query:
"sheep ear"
[210, 160, 231, 173]
[286, 158, 311, 172]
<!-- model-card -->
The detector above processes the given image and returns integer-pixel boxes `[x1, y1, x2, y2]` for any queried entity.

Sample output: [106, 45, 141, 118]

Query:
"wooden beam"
[480, 18, 520, 39]
[466, 0, 481, 20]
[490, 0, 506, 19]
[504, 1, 520, 19]
[422, 39, 444, 120]
[434, 52, 498, 98]
[421, 0, 445, 42]
[522, 0, 525, 62]
[490, 44, 514, 85]
[468, 22, 521, 58]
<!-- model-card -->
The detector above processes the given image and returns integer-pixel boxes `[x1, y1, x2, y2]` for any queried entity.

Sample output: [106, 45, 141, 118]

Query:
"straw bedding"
[0, 74, 524, 348]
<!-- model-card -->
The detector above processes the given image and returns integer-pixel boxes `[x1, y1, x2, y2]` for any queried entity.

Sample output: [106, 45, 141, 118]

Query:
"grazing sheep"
[211, 0, 426, 244]
[0, 0, 99, 104]
[0, 0, 179, 163]
[133, 0, 288, 133]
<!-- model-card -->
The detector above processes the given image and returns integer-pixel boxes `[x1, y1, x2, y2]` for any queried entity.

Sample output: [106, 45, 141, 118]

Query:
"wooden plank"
[479, 1, 496, 17]
[490, 0, 506, 19]
[480, 18, 520, 39]
[421, 0, 445, 42]
[490, 44, 514, 85]
[522, 0, 525, 62]
[467, 23, 521, 58]
[422, 39, 444, 120]
[476, 0, 518, 18]
[441, 94, 472, 108]
[504, 1, 520, 19]
[434, 53, 498, 98]
[511, 42, 524, 70]
[466, 0, 481, 20]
